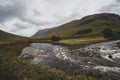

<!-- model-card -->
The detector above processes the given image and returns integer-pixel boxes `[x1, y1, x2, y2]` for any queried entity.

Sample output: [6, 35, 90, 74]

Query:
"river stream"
[20, 40, 120, 80]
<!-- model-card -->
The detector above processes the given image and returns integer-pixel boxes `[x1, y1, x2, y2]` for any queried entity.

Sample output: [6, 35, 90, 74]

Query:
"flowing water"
[20, 40, 120, 80]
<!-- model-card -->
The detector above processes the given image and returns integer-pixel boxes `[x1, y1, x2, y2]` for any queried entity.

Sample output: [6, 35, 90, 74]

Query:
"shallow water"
[79, 40, 120, 61]
[20, 41, 120, 79]
[20, 43, 73, 63]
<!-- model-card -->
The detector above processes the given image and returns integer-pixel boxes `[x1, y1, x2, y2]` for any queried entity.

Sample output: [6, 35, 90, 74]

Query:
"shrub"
[51, 36, 61, 43]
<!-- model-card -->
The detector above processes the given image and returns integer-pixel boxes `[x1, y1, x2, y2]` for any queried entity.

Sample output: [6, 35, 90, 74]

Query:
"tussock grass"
[60, 37, 106, 45]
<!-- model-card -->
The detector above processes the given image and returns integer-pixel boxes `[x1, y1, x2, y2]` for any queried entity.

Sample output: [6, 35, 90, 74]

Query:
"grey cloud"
[100, 0, 120, 14]
[116, 0, 120, 2]
[0, 0, 26, 23]
[20, 16, 52, 26]
[14, 22, 29, 30]
[11, 20, 37, 35]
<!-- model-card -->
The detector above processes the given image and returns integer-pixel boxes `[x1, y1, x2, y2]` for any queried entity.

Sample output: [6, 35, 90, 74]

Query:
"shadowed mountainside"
[32, 29, 49, 38]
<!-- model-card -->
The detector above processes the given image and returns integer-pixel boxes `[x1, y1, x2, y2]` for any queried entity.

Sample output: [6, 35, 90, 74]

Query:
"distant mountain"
[33, 13, 120, 39]
[32, 29, 49, 38]
[0, 30, 27, 43]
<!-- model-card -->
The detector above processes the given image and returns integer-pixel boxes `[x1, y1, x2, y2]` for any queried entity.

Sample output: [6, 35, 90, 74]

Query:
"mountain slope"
[32, 29, 49, 38]
[0, 30, 27, 43]
[34, 13, 120, 39]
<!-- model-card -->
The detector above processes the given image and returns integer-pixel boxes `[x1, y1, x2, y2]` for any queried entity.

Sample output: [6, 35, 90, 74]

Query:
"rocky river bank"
[20, 40, 120, 80]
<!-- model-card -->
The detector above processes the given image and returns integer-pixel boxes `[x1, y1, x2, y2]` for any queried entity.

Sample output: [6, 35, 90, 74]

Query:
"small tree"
[51, 36, 61, 43]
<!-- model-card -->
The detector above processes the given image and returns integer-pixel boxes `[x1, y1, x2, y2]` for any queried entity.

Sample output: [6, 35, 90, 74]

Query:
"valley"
[0, 13, 120, 80]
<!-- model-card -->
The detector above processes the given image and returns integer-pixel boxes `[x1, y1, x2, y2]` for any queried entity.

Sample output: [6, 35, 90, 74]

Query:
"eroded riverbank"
[20, 40, 120, 80]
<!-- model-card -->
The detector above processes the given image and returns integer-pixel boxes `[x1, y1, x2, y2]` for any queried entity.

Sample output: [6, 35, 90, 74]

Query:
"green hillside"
[38, 13, 120, 39]
[0, 30, 28, 43]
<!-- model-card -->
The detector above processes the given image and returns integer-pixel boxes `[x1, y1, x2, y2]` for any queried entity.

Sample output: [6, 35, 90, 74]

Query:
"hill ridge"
[33, 13, 120, 39]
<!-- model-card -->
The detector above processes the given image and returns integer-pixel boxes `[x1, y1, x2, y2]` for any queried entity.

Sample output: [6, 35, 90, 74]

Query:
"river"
[20, 40, 120, 80]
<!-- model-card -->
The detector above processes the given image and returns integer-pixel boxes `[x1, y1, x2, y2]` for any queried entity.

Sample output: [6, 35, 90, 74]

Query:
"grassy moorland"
[0, 41, 106, 80]
[59, 37, 106, 45]
[26, 36, 107, 46]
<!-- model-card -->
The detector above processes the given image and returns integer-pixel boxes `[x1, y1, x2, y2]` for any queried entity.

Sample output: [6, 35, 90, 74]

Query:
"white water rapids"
[79, 40, 120, 62]
[20, 40, 120, 77]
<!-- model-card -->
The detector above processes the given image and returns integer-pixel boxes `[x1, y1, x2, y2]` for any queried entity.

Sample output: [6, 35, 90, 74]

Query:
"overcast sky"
[0, 0, 120, 37]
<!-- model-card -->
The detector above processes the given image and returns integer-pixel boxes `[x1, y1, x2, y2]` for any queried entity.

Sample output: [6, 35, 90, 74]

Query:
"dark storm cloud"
[0, 0, 26, 23]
